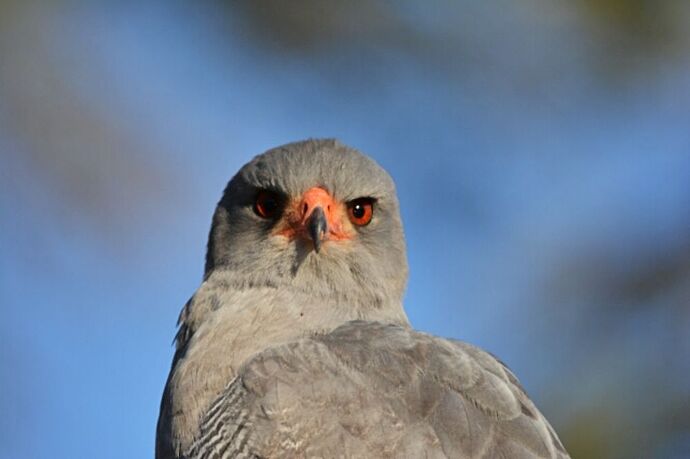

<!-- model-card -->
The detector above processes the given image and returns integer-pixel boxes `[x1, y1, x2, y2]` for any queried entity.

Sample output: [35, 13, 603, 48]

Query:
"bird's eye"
[347, 198, 374, 226]
[254, 190, 283, 219]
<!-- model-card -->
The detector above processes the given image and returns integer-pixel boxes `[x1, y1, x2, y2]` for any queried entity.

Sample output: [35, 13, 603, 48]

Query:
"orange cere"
[276, 187, 352, 241]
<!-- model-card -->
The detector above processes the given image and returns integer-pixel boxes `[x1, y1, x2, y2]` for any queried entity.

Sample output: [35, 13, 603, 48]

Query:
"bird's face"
[254, 186, 375, 254]
[205, 139, 408, 309]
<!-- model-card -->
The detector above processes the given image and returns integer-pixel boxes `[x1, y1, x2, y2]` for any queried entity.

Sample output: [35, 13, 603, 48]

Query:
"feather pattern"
[184, 321, 569, 459]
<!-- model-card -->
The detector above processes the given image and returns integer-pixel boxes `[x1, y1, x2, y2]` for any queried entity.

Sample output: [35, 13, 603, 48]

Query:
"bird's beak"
[297, 187, 343, 253]
[307, 206, 328, 253]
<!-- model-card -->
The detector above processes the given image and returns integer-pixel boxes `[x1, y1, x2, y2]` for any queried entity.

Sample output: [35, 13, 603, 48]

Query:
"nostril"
[303, 203, 308, 214]
[327, 205, 331, 212]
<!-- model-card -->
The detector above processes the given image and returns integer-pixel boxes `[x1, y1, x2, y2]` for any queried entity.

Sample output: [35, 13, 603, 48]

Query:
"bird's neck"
[177, 268, 408, 378]
[183, 269, 409, 355]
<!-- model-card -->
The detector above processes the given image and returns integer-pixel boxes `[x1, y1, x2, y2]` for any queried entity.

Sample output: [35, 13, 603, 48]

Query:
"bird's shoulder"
[186, 320, 569, 458]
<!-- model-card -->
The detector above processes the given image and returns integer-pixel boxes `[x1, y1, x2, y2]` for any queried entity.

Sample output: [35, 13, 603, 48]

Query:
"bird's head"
[205, 139, 408, 310]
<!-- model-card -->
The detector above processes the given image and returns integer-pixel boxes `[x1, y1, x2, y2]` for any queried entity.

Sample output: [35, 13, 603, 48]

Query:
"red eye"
[254, 190, 283, 219]
[347, 198, 374, 226]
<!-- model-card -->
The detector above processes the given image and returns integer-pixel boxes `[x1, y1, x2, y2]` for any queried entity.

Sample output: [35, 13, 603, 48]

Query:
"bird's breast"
[164, 280, 406, 453]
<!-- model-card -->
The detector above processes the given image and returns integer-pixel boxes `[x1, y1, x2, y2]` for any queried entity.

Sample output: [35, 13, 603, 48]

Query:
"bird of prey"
[156, 139, 570, 458]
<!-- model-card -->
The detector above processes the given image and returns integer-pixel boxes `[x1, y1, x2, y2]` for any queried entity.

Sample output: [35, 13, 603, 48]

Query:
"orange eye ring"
[347, 198, 374, 226]
[254, 190, 283, 219]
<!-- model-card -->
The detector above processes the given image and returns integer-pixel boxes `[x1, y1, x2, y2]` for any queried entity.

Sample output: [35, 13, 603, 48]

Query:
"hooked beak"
[275, 186, 349, 251]
[307, 206, 328, 253]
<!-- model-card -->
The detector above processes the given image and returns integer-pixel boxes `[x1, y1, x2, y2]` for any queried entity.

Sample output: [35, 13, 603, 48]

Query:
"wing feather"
[185, 321, 569, 459]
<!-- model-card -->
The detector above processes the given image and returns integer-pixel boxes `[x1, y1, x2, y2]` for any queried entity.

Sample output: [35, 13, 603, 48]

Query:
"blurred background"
[1, 1, 689, 458]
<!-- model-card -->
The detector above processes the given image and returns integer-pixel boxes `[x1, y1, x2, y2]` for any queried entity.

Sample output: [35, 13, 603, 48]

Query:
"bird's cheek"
[273, 211, 302, 241]
[324, 212, 354, 241]
[320, 203, 361, 243]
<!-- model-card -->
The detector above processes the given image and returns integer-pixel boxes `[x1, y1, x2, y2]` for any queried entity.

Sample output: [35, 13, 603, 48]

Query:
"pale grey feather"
[186, 321, 568, 459]
[156, 139, 570, 458]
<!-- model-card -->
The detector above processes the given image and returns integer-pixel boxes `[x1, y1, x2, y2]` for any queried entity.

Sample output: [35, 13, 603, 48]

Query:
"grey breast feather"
[185, 321, 569, 459]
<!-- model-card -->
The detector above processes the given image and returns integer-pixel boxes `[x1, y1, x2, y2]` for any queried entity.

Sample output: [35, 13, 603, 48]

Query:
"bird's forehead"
[240, 139, 395, 201]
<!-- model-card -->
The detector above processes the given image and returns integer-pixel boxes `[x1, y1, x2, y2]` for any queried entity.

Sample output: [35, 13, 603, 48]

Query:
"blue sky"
[1, 2, 689, 458]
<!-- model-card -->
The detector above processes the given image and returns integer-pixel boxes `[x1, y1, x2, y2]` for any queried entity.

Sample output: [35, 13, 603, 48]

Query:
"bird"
[156, 139, 570, 458]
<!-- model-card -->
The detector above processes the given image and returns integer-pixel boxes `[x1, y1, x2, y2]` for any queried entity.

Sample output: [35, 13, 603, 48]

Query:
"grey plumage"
[156, 139, 569, 458]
